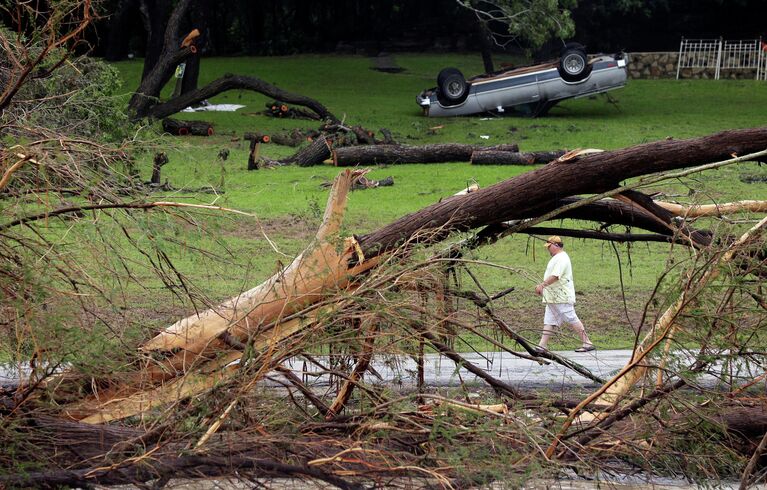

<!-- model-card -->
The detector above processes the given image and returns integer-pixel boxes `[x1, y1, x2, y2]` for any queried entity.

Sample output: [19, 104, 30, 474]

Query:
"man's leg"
[559, 304, 593, 349]
[538, 323, 556, 349]
[539, 305, 559, 349]
[567, 320, 593, 348]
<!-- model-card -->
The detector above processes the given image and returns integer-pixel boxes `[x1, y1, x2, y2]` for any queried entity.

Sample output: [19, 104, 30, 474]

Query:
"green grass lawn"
[87, 54, 767, 351]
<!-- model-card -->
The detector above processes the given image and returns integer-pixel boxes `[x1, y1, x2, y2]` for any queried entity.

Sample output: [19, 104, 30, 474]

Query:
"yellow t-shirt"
[542, 251, 576, 304]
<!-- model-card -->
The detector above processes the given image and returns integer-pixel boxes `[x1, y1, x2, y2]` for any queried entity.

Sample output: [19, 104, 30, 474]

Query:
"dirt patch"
[218, 215, 319, 242]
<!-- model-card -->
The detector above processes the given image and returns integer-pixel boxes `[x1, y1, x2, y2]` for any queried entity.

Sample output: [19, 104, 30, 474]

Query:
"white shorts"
[544, 303, 580, 327]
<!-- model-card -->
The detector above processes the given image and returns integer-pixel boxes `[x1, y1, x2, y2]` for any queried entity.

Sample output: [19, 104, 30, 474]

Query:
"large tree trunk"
[127, 0, 340, 122]
[356, 127, 767, 257]
[332, 143, 519, 166]
[128, 0, 194, 118]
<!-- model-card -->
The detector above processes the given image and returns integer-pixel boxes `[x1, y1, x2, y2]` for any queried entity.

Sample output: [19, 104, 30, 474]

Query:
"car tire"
[558, 44, 591, 82]
[437, 67, 468, 104]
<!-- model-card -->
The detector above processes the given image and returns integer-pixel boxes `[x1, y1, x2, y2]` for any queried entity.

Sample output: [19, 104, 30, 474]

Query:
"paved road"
[4, 349, 743, 390]
[281, 349, 632, 390]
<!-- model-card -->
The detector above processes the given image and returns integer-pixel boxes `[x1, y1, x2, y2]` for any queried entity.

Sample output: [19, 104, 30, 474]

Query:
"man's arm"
[535, 275, 559, 295]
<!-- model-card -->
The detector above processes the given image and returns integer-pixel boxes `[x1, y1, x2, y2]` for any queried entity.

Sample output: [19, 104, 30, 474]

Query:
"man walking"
[534, 236, 595, 353]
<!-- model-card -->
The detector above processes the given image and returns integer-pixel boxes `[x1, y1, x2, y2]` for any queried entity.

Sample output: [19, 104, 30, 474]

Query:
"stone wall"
[627, 51, 762, 79]
[627, 52, 678, 79]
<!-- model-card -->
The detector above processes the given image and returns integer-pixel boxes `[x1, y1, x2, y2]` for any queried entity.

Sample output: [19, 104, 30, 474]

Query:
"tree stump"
[150, 152, 169, 184]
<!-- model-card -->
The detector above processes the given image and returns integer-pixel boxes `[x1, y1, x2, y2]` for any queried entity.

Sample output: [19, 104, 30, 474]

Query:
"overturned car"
[416, 44, 628, 117]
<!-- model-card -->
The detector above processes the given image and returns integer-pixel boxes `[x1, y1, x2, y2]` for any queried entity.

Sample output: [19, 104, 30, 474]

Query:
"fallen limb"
[655, 199, 767, 217]
[144, 73, 340, 122]
[54, 129, 767, 424]
[413, 326, 525, 399]
[0, 454, 363, 490]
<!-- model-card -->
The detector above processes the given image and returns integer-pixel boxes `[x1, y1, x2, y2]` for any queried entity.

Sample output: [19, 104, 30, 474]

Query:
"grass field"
[104, 54, 767, 351]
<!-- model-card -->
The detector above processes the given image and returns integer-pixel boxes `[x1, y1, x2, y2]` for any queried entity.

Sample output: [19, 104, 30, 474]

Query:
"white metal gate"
[676, 37, 765, 80]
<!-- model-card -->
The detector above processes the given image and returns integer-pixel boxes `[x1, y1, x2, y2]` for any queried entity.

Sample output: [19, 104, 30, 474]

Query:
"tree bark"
[332, 143, 520, 166]
[357, 127, 767, 257]
[128, 0, 194, 118]
[285, 135, 332, 167]
[471, 150, 566, 165]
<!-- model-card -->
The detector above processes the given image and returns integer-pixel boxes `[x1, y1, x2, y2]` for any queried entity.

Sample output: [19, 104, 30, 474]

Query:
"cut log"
[471, 150, 566, 165]
[162, 117, 213, 136]
[284, 135, 332, 167]
[331, 143, 520, 166]
[244, 131, 306, 147]
[264, 100, 322, 120]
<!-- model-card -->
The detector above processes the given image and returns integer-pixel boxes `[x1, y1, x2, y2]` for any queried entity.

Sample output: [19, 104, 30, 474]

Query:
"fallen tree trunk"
[471, 150, 566, 165]
[357, 127, 767, 257]
[288, 135, 332, 167]
[331, 143, 519, 166]
[56, 128, 767, 423]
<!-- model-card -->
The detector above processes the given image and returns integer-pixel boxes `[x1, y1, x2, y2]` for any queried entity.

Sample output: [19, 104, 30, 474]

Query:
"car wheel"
[437, 67, 468, 103]
[558, 44, 592, 82]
